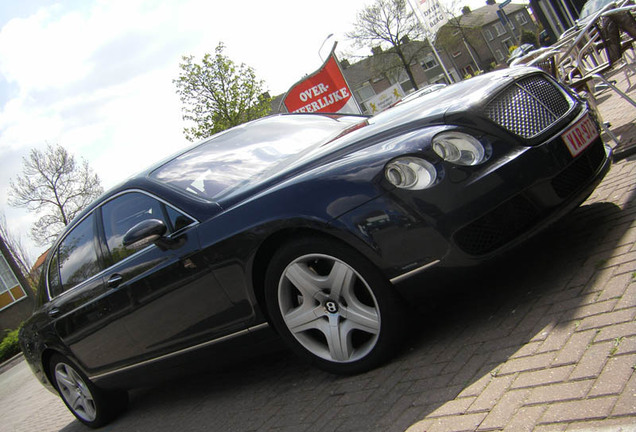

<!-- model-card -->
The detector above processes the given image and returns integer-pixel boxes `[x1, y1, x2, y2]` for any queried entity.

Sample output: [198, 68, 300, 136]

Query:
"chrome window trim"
[88, 322, 270, 381]
[45, 189, 200, 302]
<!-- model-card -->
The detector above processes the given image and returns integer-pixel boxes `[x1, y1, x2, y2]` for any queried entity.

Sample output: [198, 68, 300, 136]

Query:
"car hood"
[368, 67, 529, 130]
[257, 67, 529, 170]
[163, 67, 539, 210]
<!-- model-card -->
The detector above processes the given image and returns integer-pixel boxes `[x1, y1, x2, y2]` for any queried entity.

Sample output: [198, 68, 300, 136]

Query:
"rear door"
[48, 212, 136, 371]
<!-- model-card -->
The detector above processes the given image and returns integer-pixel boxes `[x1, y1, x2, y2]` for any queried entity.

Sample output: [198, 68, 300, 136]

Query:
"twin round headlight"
[432, 131, 486, 166]
[385, 157, 437, 190]
[385, 131, 487, 190]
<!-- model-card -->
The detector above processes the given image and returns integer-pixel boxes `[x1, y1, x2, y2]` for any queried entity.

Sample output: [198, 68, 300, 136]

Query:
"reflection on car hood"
[154, 68, 534, 207]
[371, 67, 523, 127]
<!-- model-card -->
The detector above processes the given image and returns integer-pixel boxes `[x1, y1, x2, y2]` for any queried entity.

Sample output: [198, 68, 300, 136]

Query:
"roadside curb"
[0, 353, 24, 375]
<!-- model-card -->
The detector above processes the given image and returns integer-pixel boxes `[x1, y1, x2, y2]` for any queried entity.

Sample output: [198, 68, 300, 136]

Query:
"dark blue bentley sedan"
[20, 67, 611, 427]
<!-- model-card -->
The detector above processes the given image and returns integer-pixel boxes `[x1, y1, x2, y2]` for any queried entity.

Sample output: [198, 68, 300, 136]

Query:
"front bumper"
[334, 108, 612, 282]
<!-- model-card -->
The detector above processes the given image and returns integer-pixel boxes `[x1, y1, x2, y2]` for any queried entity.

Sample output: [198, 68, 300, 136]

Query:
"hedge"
[0, 328, 21, 363]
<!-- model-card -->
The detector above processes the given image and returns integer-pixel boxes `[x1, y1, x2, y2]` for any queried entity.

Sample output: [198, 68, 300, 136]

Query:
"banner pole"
[407, 0, 454, 84]
[329, 42, 364, 114]
[280, 41, 361, 115]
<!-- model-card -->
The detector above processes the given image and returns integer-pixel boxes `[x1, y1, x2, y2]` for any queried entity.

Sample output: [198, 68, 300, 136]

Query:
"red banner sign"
[283, 55, 356, 114]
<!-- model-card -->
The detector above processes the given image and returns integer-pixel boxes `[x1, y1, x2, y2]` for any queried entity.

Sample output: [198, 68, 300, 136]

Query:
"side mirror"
[122, 219, 167, 249]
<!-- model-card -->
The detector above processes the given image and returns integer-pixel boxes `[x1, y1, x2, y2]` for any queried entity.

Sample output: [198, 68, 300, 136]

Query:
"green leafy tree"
[174, 42, 272, 141]
[520, 30, 538, 47]
[347, 0, 425, 91]
[8, 144, 103, 247]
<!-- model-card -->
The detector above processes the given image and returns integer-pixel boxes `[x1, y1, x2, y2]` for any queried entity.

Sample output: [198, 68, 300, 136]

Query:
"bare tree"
[0, 213, 35, 288]
[8, 144, 103, 247]
[348, 0, 426, 90]
[435, 2, 487, 72]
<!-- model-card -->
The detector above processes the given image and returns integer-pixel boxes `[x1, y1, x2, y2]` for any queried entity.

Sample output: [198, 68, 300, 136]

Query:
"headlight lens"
[385, 157, 437, 190]
[432, 132, 486, 166]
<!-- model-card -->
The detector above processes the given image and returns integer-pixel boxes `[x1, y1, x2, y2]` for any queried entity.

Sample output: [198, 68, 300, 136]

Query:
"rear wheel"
[49, 354, 127, 428]
[264, 237, 404, 374]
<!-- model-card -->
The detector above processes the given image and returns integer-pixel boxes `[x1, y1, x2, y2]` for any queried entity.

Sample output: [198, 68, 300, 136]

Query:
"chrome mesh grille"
[485, 76, 572, 139]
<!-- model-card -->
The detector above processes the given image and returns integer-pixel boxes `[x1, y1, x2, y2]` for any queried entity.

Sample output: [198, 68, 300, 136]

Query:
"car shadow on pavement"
[56, 187, 634, 432]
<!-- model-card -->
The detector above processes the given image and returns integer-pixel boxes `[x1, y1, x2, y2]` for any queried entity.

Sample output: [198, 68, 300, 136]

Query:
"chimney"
[371, 46, 383, 55]
[462, 6, 471, 14]
[340, 59, 350, 69]
[486, 0, 496, 4]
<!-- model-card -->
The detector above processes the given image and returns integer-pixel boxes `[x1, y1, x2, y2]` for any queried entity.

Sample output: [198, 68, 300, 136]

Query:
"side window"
[58, 214, 101, 292]
[101, 192, 194, 265]
[48, 250, 62, 298]
[166, 204, 195, 232]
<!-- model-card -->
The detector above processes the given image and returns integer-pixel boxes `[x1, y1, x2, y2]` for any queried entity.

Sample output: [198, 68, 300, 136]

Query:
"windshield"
[150, 115, 361, 201]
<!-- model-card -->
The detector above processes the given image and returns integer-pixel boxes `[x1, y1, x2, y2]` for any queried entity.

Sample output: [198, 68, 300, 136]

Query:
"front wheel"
[264, 237, 404, 374]
[49, 354, 128, 428]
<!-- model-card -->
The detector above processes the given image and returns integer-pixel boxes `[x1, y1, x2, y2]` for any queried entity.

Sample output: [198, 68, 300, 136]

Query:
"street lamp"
[318, 33, 334, 61]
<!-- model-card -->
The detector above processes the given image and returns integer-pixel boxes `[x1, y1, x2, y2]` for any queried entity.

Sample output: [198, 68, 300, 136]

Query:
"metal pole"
[329, 42, 364, 114]
[318, 34, 334, 61]
[462, 38, 481, 72]
[407, 0, 454, 83]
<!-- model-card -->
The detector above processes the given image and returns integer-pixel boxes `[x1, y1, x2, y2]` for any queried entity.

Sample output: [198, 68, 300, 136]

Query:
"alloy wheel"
[277, 253, 381, 363]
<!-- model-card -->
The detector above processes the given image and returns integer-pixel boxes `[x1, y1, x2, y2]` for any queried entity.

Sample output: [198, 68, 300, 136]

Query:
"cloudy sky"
[0, 0, 495, 262]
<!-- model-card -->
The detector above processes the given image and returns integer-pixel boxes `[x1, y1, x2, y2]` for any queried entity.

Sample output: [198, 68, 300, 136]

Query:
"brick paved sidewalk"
[405, 159, 636, 432]
[592, 69, 636, 162]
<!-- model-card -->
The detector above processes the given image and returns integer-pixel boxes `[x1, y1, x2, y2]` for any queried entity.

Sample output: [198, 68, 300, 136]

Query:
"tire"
[49, 354, 128, 428]
[264, 237, 404, 374]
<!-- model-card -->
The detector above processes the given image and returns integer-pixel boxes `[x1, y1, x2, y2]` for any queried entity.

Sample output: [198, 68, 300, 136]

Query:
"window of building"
[393, 69, 413, 92]
[421, 54, 438, 70]
[0, 253, 26, 310]
[502, 38, 515, 51]
[494, 22, 506, 36]
[516, 13, 528, 25]
[355, 85, 375, 102]
[484, 29, 494, 41]
[495, 49, 505, 62]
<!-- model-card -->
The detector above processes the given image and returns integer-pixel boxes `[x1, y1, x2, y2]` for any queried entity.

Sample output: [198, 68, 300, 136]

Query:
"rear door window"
[56, 213, 101, 293]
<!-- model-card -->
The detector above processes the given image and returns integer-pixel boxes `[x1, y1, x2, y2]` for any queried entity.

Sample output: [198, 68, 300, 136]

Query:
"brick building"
[0, 236, 34, 330]
[435, 2, 538, 76]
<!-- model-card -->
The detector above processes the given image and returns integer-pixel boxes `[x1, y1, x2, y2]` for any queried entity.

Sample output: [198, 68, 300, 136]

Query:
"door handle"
[107, 274, 124, 288]
[48, 308, 60, 318]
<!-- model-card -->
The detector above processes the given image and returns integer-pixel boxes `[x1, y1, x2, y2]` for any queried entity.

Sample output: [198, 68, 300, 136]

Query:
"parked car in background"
[507, 43, 536, 64]
[20, 67, 611, 428]
[394, 83, 446, 106]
